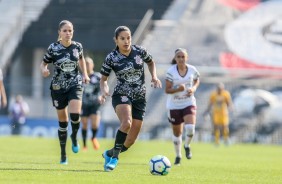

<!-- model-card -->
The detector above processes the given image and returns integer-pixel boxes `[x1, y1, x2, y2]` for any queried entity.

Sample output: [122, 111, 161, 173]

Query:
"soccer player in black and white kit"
[165, 48, 200, 166]
[81, 56, 102, 151]
[100, 26, 162, 171]
[0, 68, 7, 109]
[40, 20, 90, 165]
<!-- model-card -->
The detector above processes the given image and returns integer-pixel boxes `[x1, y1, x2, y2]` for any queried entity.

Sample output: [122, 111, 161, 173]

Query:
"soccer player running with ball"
[100, 26, 162, 171]
[40, 20, 90, 165]
[165, 48, 200, 166]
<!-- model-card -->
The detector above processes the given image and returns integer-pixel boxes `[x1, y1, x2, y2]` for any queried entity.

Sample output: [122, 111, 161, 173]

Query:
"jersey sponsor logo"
[117, 63, 142, 82]
[173, 95, 189, 101]
[60, 61, 76, 72]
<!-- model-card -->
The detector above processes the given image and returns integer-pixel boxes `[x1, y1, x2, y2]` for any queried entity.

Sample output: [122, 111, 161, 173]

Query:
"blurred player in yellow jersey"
[204, 83, 233, 146]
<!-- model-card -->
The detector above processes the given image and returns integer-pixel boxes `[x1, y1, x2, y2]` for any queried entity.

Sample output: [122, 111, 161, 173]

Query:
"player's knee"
[121, 119, 132, 131]
[70, 113, 81, 123]
[185, 124, 195, 137]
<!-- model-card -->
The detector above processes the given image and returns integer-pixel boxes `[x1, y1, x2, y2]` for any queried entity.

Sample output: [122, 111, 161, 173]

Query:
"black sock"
[112, 130, 127, 158]
[107, 144, 129, 157]
[91, 128, 97, 139]
[107, 148, 114, 157]
[121, 145, 128, 153]
[58, 122, 68, 157]
[71, 121, 80, 145]
[82, 129, 87, 147]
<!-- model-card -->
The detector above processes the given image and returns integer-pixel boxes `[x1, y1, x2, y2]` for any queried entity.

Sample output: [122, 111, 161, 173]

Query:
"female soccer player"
[100, 26, 162, 171]
[81, 56, 102, 151]
[0, 68, 7, 109]
[165, 48, 200, 165]
[204, 83, 233, 146]
[40, 20, 90, 165]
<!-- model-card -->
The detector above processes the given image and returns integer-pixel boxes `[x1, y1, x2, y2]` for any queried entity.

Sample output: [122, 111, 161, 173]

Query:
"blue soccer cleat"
[102, 150, 111, 171]
[105, 157, 118, 171]
[70, 135, 80, 153]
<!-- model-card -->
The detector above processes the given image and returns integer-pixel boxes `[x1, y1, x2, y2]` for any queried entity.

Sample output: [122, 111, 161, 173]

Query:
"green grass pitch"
[0, 136, 281, 184]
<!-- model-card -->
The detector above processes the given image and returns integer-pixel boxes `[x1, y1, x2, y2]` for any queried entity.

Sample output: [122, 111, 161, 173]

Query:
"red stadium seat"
[217, 0, 261, 11]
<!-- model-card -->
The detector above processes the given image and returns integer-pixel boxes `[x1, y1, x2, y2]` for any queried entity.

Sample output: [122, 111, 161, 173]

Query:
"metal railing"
[132, 9, 154, 45]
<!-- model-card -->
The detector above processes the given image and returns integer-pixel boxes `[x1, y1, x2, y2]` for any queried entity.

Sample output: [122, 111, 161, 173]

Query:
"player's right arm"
[40, 61, 50, 77]
[100, 75, 109, 104]
[0, 80, 7, 108]
[165, 80, 185, 94]
[165, 71, 185, 94]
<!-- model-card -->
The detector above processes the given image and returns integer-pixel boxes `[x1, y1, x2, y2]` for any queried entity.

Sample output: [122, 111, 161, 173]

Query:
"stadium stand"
[224, 0, 282, 68]
[22, 0, 173, 52]
[0, 0, 50, 69]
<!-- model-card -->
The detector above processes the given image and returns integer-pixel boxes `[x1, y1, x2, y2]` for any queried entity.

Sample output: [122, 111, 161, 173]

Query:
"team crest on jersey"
[73, 48, 79, 58]
[134, 55, 143, 65]
[121, 96, 129, 102]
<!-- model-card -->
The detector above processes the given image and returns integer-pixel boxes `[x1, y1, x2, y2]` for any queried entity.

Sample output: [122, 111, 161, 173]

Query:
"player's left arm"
[79, 56, 90, 84]
[187, 78, 200, 97]
[0, 80, 7, 108]
[146, 60, 162, 88]
[226, 91, 234, 112]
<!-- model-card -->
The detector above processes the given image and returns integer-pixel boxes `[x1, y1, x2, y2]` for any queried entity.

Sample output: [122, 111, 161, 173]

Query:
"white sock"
[172, 135, 182, 158]
[184, 124, 195, 148]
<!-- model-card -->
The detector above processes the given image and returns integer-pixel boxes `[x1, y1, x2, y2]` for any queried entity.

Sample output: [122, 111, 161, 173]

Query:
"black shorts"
[112, 95, 146, 120]
[51, 86, 83, 110]
[168, 105, 197, 125]
[81, 104, 101, 116]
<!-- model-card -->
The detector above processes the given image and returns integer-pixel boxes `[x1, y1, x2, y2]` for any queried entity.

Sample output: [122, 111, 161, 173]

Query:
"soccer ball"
[149, 155, 171, 176]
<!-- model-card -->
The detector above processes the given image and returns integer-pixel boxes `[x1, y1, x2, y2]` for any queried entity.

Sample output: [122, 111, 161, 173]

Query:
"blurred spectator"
[0, 68, 7, 109]
[203, 83, 233, 146]
[9, 95, 30, 135]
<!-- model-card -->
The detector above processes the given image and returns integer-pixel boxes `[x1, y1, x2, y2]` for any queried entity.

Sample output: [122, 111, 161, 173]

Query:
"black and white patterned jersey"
[82, 72, 101, 105]
[100, 45, 153, 100]
[43, 41, 83, 92]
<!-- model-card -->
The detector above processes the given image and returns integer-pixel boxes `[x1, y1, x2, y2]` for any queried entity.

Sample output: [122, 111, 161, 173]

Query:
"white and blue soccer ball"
[149, 155, 171, 176]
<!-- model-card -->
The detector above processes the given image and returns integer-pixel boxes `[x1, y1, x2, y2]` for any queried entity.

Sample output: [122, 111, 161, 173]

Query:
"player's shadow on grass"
[81, 161, 147, 166]
[0, 168, 104, 172]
